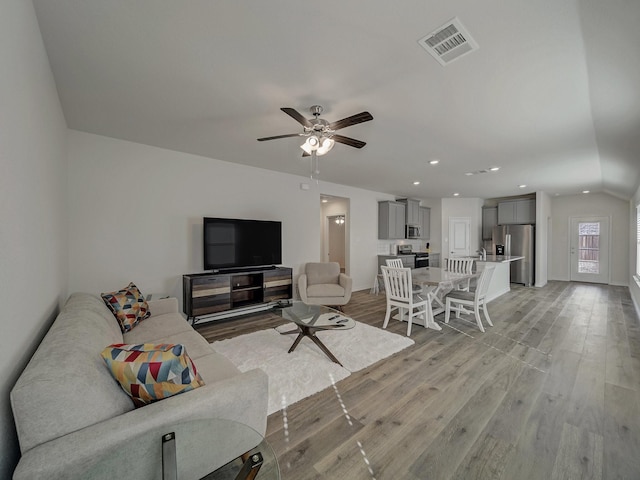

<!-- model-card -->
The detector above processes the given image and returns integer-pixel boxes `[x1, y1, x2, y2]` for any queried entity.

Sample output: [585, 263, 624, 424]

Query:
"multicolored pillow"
[101, 282, 151, 332]
[101, 343, 205, 407]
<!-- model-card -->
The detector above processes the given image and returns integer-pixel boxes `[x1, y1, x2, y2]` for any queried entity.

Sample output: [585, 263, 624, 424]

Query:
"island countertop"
[476, 255, 524, 263]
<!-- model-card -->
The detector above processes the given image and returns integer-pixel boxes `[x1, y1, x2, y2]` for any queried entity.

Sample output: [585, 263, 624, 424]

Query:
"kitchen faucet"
[477, 247, 487, 261]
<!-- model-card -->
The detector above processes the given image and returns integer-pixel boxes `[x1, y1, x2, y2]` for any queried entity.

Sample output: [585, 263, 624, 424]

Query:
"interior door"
[569, 216, 610, 284]
[448, 217, 471, 257]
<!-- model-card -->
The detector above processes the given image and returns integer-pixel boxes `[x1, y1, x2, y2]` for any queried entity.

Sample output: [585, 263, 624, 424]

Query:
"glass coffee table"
[77, 418, 279, 480]
[274, 302, 355, 367]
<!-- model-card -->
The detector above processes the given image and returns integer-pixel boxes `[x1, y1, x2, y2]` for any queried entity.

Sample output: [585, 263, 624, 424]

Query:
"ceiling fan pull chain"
[310, 151, 320, 180]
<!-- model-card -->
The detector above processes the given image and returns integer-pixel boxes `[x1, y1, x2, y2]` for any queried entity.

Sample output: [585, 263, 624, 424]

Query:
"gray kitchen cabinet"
[497, 199, 535, 225]
[516, 198, 536, 224]
[482, 207, 498, 240]
[420, 206, 431, 239]
[398, 198, 421, 225]
[378, 201, 406, 239]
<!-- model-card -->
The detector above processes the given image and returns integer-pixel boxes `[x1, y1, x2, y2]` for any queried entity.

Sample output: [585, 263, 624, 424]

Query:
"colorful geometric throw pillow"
[101, 282, 151, 333]
[101, 343, 205, 407]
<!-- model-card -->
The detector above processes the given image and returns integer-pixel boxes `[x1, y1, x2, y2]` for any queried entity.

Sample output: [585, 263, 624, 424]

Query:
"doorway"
[320, 195, 349, 274]
[569, 216, 610, 284]
[448, 217, 471, 258]
[327, 215, 346, 270]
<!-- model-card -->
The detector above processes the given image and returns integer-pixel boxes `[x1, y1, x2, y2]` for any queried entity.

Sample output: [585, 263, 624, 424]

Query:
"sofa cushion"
[11, 293, 132, 453]
[123, 312, 193, 344]
[101, 282, 151, 333]
[101, 343, 205, 407]
[193, 351, 243, 383]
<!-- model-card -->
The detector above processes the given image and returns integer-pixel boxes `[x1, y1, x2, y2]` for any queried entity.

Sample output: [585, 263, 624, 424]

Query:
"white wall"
[0, 0, 69, 476]
[630, 186, 640, 316]
[67, 131, 385, 303]
[549, 193, 629, 285]
[535, 191, 552, 287]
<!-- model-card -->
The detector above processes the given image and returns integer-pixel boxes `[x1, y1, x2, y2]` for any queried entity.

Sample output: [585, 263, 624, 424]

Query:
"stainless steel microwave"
[406, 225, 421, 239]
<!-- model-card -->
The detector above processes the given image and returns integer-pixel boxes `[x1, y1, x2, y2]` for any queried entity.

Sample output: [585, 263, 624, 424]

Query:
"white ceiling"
[32, 0, 640, 200]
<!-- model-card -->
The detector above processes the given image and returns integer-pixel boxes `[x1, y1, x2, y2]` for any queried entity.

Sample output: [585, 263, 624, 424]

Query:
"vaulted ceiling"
[33, 0, 640, 200]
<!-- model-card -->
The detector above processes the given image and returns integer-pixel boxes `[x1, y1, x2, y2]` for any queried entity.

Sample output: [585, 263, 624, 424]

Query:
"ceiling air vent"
[418, 17, 478, 66]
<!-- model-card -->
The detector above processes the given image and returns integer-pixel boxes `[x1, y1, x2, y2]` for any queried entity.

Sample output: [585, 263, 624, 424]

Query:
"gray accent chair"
[298, 262, 352, 309]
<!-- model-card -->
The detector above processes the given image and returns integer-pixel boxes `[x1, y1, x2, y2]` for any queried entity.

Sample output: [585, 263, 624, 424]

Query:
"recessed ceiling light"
[518, 184, 527, 188]
[465, 172, 473, 176]
[429, 159, 440, 165]
[453, 193, 460, 197]
[490, 167, 500, 171]
[582, 190, 590, 194]
[413, 181, 420, 185]
[321, 199, 328, 203]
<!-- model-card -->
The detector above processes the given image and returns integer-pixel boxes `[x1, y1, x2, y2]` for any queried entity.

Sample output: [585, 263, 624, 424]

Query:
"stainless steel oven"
[415, 253, 429, 268]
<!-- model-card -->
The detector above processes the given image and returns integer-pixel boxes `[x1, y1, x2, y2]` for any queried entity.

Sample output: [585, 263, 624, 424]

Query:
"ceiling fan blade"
[257, 133, 303, 142]
[328, 111, 373, 131]
[332, 134, 366, 149]
[281, 108, 313, 128]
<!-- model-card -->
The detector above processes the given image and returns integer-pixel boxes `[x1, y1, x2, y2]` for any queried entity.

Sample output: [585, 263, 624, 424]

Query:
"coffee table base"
[280, 325, 344, 366]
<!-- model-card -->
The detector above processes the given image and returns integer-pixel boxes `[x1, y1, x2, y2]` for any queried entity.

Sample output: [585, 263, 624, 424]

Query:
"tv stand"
[183, 266, 292, 324]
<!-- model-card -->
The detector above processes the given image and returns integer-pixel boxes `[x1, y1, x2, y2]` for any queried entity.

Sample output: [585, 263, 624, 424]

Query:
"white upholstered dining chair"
[444, 265, 495, 332]
[381, 266, 432, 336]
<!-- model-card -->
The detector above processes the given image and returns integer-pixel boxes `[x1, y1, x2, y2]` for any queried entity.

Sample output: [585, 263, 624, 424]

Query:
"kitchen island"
[471, 255, 524, 302]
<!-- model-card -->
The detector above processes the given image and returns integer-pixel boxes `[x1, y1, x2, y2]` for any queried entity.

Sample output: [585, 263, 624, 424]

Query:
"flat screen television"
[203, 217, 282, 271]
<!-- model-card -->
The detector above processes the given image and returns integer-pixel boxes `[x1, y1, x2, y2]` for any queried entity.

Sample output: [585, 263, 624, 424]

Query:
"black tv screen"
[203, 217, 282, 271]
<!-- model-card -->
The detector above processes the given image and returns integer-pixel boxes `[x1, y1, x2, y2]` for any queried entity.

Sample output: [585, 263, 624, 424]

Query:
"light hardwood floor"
[196, 281, 640, 480]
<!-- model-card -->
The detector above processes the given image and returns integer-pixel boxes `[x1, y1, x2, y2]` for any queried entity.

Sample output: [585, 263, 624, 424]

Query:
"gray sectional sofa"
[11, 292, 268, 479]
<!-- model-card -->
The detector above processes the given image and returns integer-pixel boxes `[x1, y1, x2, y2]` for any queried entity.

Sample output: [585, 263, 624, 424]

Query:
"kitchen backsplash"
[377, 240, 429, 254]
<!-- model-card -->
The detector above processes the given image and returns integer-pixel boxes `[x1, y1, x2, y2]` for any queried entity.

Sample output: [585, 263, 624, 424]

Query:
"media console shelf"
[183, 266, 292, 324]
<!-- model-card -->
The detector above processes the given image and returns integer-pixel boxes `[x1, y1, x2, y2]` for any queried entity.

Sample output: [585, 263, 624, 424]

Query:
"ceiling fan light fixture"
[316, 138, 335, 156]
[300, 135, 320, 154]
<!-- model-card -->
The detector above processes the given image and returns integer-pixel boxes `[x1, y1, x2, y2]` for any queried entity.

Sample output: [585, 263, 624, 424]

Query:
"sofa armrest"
[339, 273, 353, 296]
[298, 274, 308, 303]
[13, 368, 268, 480]
[147, 297, 179, 317]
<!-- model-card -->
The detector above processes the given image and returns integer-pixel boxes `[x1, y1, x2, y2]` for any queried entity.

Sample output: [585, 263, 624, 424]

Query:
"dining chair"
[385, 258, 423, 295]
[444, 265, 495, 332]
[381, 266, 433, 336]
[445, 257, 474, 291]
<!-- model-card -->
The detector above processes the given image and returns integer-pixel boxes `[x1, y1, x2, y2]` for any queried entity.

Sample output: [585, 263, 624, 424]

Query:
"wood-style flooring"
[196, 281, 640, 480]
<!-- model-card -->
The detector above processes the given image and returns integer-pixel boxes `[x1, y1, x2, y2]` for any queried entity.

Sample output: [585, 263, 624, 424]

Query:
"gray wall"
[0, 0, 69, 476]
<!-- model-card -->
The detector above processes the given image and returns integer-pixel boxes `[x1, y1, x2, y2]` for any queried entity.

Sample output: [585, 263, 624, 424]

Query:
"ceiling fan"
[257, 105, 373, 158]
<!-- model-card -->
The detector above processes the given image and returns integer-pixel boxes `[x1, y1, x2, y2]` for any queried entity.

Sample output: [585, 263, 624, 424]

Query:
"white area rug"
[211, 321, 414, 414]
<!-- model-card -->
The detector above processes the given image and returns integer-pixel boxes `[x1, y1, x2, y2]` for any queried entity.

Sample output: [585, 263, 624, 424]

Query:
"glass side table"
[77, 418, 279, 480]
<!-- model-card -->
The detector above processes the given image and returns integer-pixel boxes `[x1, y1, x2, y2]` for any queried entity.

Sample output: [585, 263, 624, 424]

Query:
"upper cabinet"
[398, 198, 421, 225]
[497, 198, 535, 225]
[420, 206, 431, 239]
[482, 206, 498, 240]
[378, 201, 406, 239]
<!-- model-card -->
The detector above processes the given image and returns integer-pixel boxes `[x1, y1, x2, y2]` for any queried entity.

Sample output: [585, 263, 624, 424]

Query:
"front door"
[569, 216, 610, 284]
[448, 217, 471, 258]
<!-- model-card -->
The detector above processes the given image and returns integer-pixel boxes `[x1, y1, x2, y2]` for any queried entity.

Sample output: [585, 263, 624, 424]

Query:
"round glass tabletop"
[76, 417, 279, 480]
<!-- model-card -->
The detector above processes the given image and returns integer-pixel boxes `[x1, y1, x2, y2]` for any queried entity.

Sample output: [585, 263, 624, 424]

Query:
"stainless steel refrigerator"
[492, 224, 535, 286]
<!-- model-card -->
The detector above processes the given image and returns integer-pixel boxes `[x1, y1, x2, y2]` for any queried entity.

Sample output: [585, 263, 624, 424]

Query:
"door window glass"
[578, 222, 600, 274]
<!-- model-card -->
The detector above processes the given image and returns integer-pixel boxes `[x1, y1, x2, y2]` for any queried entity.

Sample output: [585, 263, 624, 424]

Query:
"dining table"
[411, 266, 477, 327]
